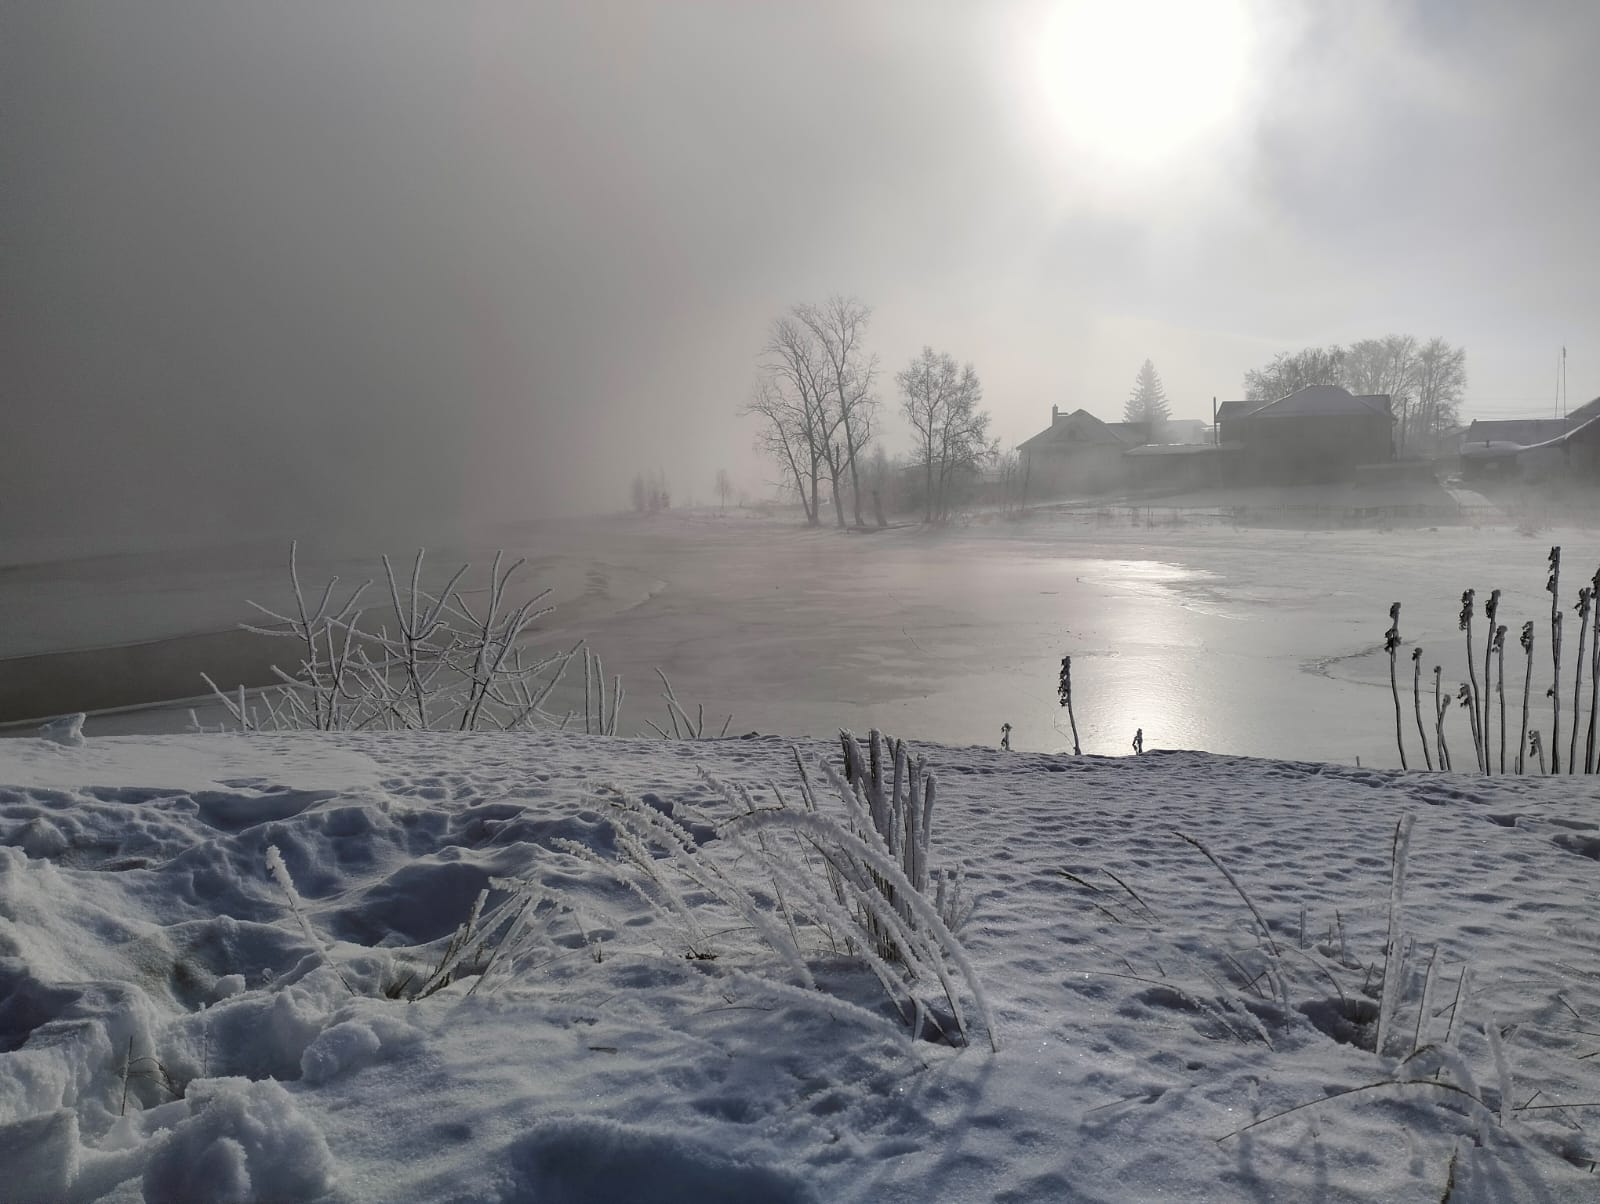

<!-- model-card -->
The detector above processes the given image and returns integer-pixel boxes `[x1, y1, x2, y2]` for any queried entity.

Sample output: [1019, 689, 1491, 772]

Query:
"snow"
[3, 727, 1598, 1201]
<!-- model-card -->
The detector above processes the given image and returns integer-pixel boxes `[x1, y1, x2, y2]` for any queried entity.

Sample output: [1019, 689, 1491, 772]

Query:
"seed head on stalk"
[1057, 654, 1081, 756]
[1458, 681, 1482, 774]
[1518, 621, 1535, 773]
[1459, 590, 1483, 772]
[1493, 623, 1507, 774]
[1385, 604, 1407, 770]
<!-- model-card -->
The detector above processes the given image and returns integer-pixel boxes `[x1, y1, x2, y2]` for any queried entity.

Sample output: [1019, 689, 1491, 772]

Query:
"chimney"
[1051, 405, 1059, 424]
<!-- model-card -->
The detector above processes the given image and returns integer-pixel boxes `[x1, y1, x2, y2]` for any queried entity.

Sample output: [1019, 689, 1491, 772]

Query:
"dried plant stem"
[1434, 667, 1452, 772]
[1386, 604, 1406, 770]
[1518, 622, 1534, 775]
[1481, 590, 1499, 772]
[1494, 625, 1507, 775]
[1587, 566, 1600, 773]
[1411, 649, 1433, 771]
[1460, 591, 1483, 772]
[1548, 547, 1562, 773]
[1570, 587, 1591, 775]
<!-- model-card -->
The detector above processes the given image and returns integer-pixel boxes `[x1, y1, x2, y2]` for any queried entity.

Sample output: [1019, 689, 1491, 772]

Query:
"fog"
[4, 1, 1599, 551]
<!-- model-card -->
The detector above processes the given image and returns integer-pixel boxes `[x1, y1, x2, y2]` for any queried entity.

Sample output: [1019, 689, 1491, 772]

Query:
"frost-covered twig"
[1375, 814, 1415, 1057]
[265, 845, 355, 995]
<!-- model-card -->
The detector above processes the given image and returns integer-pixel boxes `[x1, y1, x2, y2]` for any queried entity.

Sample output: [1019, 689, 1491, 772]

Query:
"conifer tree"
[1123, 359, 1171, 434]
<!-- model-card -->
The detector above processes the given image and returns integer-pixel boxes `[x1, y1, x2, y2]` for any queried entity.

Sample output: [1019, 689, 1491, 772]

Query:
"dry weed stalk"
[1547, 547, 1562, 773]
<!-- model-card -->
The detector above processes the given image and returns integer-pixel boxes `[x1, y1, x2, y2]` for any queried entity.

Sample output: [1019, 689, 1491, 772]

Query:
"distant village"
[1016, 386, 1600, 512]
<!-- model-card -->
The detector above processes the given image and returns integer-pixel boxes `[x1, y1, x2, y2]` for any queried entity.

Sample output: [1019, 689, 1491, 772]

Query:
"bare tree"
[897, 346, 993, 523]
[1243, 336, 1467, 454]
[747, 315, 835, 525]
[1345, 336, 1419, 453]
[800, 296, 878, 528]
[1414, 337, 1467, 446]
[714, 468, 732, 511]
[1243, 345, 1347, 401]
[745, 377, 818, 524]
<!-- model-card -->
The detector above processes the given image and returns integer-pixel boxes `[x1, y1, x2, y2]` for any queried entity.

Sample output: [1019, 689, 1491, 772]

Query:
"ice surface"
[2, 727, 1598, 1201]
[8, 512, 1596, 769]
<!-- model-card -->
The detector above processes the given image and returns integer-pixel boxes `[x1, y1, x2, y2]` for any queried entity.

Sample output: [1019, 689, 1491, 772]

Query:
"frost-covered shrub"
[205, 543, 584, 734]
[548, 735, 997, 1050]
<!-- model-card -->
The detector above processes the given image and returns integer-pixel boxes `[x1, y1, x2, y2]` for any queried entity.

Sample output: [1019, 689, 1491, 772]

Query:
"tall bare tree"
[1414, 337, 1467, 446]
[800, 297, 878, 528]
[897, 346, 993, 523]
[1243, 336, 1467, 454]
[747, 314, 835, 525]
[745, 377, 819, 524]
[1242, 345, 1347, 401]
[1346, 336, 1419, 453]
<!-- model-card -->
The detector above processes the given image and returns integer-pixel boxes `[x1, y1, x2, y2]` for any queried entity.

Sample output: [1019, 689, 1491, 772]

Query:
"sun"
[1027, 0, 1256, 171]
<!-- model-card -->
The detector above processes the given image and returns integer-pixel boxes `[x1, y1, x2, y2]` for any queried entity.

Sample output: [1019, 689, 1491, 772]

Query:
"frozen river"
[4, 510, 1596, 768]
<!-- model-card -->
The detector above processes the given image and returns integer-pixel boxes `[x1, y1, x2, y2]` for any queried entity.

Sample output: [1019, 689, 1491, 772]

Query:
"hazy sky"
[5, 1, 1598, 542]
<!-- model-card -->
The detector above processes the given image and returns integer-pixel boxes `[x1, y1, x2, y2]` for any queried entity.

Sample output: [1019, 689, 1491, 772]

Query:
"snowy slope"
[2, 730, 1598, 1202]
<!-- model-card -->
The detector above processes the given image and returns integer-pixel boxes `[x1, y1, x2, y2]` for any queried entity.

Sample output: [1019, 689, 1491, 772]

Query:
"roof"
[1123, 441, 1245, 457]
[1105, 422, 1151, 445]
[1018, 408, 1137, 453]
[1245, 385, 1393, 420]
[1215, 400, 1253, 423]
[1565, 394, 1600, 426]
[1462, 418, 1570, 448]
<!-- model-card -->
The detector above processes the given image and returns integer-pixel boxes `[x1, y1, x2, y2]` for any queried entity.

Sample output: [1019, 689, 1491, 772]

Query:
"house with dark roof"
[1018, 406, 1149, 495]
[1217, 385, 1394, 482]
[1466, 396, 1600, 480]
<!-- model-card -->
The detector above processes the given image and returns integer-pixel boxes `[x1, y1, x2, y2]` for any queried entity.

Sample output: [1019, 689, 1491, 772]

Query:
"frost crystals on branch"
[206, 542, 580, 734]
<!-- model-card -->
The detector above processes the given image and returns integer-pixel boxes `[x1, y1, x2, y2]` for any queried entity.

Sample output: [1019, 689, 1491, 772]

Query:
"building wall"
[1023, 445, 1130, 497]
[1233, 414, 1393, 482]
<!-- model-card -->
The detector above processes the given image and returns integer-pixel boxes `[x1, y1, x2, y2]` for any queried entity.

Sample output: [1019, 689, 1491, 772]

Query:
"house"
[1218, 385, 1394, 483]
[1018, 406, 1147, 495]
[1469, 396, 1600, 481]
[1124, 441, 1243, 490]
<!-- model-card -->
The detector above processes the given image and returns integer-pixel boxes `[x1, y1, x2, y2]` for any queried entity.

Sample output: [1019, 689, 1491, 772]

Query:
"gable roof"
[1248, 385, 1393, 419]
[1219, 387, 1393, 423]
[1019, 408, 1132, 452]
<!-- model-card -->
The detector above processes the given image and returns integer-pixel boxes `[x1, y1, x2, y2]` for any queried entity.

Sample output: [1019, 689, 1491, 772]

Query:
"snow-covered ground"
[3, 727, 1598, 1201]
